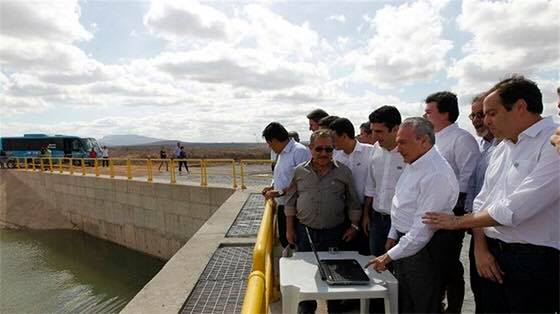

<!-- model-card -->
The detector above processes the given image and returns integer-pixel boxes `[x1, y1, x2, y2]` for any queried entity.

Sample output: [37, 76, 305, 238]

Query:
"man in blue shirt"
[261, 122, 311, 248]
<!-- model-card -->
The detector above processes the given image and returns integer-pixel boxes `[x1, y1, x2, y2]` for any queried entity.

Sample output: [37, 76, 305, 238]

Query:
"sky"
[1, 0, 559, 143]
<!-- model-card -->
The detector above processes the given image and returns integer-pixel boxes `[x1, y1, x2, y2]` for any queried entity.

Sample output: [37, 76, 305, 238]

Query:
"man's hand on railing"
[261, 186, 273, 196]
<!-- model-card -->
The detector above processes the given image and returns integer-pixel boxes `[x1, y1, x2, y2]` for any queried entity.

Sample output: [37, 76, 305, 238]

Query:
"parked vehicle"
[0, 134, 102, 167]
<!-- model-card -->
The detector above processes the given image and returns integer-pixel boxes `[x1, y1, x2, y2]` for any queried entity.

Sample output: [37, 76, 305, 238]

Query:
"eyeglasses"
[468, 112, 485, 120]
[314, 146, 334, 153]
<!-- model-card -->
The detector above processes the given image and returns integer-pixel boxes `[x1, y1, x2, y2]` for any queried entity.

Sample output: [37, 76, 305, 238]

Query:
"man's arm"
[422, 210, 499, 229]
[362, 196, 373, 235]
[472, 227, 504, 283]
[455, 134, 481, 193]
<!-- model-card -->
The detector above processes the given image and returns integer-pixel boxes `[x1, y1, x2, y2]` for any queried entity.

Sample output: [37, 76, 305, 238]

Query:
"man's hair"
[557, 86, 560, 95]
[288, 131, 300, 143]
[359, 122, 372, 134]
[306, 108, 329, 122]
[310, 129, 334, 146]
[329, 117, 355, 139]
[262, 122, 289, 142]
[487, 75, 543, 114]
[318, 115, 339, 128]
[425, 91, 459, 123]
[401, 117, 435, 145]
[472, 92, 487, 104]
[369, 105, 402, 130]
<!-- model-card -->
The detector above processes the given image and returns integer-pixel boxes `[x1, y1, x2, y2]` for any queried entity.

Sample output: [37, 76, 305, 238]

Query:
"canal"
[0, 228, 164, 313]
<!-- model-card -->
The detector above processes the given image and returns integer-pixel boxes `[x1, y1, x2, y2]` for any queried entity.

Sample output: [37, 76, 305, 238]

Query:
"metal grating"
[226, 193, 265, 237]
[181, 246, 253, 314]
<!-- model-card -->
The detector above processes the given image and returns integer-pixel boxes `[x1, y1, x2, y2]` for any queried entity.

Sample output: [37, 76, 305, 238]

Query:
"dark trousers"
[277, 205, 288, 248]
[477, 237, 559, 313]
[296, 222, 346, 314]
[393, 230, 447, 313]
[368, 209, 391, 257]
[178, 160, 189, 172]
[440, 203, 466, 314]
[102, 157, 109, 167]
[468, 236, 484, 313]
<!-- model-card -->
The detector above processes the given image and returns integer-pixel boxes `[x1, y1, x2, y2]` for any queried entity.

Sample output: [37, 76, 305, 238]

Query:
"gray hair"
[401, 117, 435, 145]
[310, 129, 334, 146]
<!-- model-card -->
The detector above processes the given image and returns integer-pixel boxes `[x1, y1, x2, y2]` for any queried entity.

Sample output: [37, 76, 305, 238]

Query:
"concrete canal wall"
[0, 171, 235, 259]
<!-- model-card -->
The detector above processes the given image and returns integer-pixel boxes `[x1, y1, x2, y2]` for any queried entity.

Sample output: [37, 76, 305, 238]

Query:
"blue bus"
[0, 134, 102, 166]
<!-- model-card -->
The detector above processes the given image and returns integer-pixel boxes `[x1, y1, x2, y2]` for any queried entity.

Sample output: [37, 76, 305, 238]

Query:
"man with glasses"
[464, 93, 500, 313]
[284, 129, 362, 313]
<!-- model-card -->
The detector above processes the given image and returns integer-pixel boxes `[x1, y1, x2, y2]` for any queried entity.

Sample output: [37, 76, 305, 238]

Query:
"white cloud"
[143, 0, 229, 41]
[0, 0, 91, 42]
[449, 0, 560, 95]
[351, 0, 453, 88]
[327, 15, 346, 23]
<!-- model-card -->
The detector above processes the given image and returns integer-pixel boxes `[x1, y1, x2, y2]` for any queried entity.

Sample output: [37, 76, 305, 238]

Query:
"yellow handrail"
[241, 199, 277, 314]
[13, 157, 272, 190]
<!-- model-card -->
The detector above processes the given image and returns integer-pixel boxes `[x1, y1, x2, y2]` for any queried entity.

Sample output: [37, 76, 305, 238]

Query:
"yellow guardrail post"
[109, 159, 115, 178]
[240, 161, 246, 189]
[31, 158, 36, 171]
[94, 159, 99, 176]
[126, 159, 132, 180]
[200, 159, 206, 187]
[232, 160, 238, 189]
[39, 158, 44, 172]
[81, 158, 86, 176]
[59, 158, 64, 173]
[147, 159, 153, 182]
[170, 159, 176, 184]
[48, 158, 53, 173]
[15, 158, 19, 169]
[24, 158, 28, 171]
[241, 271, 266, 314]
[69, 158, 74, 175]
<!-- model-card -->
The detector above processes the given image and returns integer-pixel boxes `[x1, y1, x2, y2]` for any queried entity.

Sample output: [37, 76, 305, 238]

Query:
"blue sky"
[1, 0, 559, 142]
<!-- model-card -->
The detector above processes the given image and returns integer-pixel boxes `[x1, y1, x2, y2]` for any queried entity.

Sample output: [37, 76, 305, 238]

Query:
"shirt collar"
[280, 138, 295, 155]
[409, 146, 437, 170]
[519, 117, 554, 140]
[303, 158, 340, 170]
[341, 140, 363, 156]
[437, 123, 458, 136]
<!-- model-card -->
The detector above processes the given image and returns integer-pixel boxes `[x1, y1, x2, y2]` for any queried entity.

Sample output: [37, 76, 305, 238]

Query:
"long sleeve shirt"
[364, 146, 405, 214]
[272, 139, 311, 205]
[285, 160, 362, 229]
[473, 117, 560, 250]
[333, 141, 377, 204]
[465, 138, 498, 211]
[387, 147, 459, 261]
[435, 123, 480, 193]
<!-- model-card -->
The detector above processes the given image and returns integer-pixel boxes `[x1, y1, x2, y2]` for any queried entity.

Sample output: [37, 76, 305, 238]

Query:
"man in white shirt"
[367, 117, 459, 313]
[362, 106, 405, 257]
[424, 91, 480, 313]
[261, 122, 311, 248]
[424, 75, 559, 313]
[330, 117, 376, 254]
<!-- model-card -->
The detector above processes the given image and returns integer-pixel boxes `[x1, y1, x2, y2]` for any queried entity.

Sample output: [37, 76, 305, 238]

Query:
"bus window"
[72, 139, 81, 151]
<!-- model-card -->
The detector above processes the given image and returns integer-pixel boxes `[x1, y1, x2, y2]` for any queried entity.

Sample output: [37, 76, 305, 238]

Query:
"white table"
[279, 251, 398, 314]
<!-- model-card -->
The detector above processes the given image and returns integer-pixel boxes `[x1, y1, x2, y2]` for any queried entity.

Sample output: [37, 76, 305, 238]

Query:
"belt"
[371, 209, 391, 221]
[487, 237, 559, 255]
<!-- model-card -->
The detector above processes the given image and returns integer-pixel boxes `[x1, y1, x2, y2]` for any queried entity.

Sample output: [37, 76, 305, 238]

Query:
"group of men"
[262, 74, 559, 314]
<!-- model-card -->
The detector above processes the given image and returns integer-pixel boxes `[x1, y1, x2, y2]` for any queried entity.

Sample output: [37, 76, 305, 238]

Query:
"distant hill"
[98, 134, 171, 146]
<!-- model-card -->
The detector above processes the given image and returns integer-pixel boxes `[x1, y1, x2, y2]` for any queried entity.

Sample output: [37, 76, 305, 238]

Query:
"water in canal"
[0, 228, 165, 313]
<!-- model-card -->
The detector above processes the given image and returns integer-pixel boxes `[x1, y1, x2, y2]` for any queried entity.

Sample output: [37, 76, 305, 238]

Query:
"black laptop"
[305, 226, 370, 285]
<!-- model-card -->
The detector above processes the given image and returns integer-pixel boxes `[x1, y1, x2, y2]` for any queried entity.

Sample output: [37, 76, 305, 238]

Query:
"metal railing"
[241, 199, 278, 314]
[9, 157, 270, 189]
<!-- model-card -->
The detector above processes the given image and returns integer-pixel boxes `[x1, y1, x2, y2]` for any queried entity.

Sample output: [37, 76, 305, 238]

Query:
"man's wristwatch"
[277, 190, 285, 196]
[351, 224, 359, 231]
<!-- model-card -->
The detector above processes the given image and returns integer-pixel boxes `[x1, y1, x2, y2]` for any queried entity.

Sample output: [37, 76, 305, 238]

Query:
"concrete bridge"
[0, 169, 265, 313]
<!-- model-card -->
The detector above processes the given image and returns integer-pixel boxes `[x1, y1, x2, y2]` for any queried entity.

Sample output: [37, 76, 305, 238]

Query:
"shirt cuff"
[284, 206, 297, 217]
[487, 201, 514, 226]
[387, 244, 402, 261]
[388, 227, 398, 240]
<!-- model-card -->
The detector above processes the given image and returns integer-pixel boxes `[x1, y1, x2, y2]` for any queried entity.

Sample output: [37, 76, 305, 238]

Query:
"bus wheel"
[6, 160, 16, 169]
